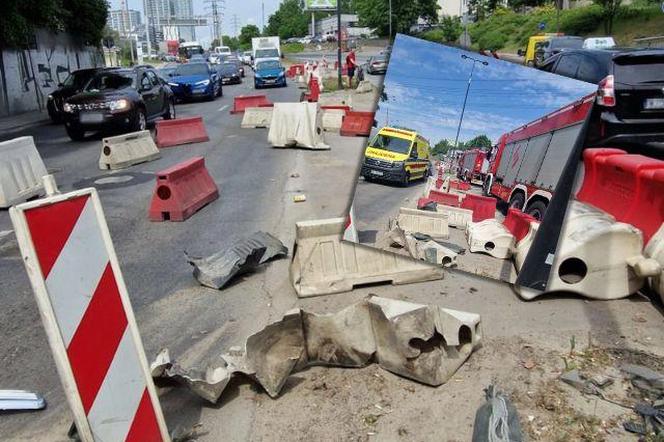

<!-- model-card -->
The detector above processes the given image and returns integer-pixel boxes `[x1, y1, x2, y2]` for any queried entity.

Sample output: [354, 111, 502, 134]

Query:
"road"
[1, 65, 662, 441]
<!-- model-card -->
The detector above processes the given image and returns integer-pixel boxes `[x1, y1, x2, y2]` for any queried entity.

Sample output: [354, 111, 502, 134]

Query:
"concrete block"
[98, 130, 160, 170]
[241, 107, 273, 128]
[466, 219, 515, 259]
[436, 205, 474, 229]
[321, 109, 345, 132]
[368, 297, 481, 386]
[393, 207, 449, 240]
[0, 136, 47, 208]
[290, 218, 443, 297]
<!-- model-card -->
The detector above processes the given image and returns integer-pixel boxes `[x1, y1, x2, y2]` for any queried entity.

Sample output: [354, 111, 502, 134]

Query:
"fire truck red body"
[166, 40, 179, 56]
[484, 94, 594, 220]
[457, 148, 488, 182]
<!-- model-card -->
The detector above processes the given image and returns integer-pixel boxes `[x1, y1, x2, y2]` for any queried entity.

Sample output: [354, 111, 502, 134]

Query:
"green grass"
[282, 42, 305, 54]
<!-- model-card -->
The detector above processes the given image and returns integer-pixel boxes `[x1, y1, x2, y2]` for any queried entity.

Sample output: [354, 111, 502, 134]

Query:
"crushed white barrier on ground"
[0, 136, 47, 208]
[466, 219, 515, 259]
[393, 207, 449, 240]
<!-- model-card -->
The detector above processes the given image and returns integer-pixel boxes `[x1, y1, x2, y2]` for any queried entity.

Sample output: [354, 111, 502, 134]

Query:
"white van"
[215, 46, 232, 56]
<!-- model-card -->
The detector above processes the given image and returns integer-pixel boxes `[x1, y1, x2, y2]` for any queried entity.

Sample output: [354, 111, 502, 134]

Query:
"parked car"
[208, 53, 222, 64]
[62, 67, 175, 141]
[539, 48, 664, 145]
[299, 36, 312, 44]
[534, 36, 584, 66]
[366, 55, 388, 74]
[167, 62, 221, 101]
[156, 63, 178, 81]
[218, 61, 242, 84]
[242, 51, 253, 65]
[47, 68, 104, 123]
[254, 60, 286, 88]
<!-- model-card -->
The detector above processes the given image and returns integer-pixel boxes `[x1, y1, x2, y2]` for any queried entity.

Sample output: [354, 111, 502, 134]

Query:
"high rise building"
[108, 8, 142, 35]
[144, 0, 196, 44]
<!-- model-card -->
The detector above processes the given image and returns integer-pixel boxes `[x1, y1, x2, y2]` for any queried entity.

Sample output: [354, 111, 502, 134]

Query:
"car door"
[552, 54, 581, 81]
[146, 70, 165, 117]
[138, 71, 158, 117]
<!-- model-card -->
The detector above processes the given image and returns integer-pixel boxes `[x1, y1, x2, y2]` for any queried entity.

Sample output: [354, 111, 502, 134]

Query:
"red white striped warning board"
[9, 188, 169, 442]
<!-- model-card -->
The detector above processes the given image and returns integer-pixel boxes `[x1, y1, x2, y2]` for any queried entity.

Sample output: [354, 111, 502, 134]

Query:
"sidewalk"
[0, 110, 50, 136]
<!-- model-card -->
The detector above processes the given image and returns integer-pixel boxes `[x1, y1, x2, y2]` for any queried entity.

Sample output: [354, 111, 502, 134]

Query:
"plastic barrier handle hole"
[558, 257, 588, 284]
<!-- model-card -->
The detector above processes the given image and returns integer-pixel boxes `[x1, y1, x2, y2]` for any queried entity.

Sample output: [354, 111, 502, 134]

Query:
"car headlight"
[196, 79, 210, 86]
[168, 82, 179, 87]
[63, 103, 74, 113]
[47, 94, 54, 100]
[107, 99, 130, 111]
[255, 73, 261, 78]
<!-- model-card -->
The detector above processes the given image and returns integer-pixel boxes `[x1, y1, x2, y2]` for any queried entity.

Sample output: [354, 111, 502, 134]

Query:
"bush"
[559, 5, 603, 35]
[477, 29, 508, 50]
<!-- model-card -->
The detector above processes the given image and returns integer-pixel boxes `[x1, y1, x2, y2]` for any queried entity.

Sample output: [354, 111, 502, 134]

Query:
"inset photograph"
[349, 34, 597, 283]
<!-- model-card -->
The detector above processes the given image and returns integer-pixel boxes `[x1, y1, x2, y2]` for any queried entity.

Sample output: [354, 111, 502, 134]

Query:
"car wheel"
[132, 108, 147, 132]
[66, 124, 86, 141]
[401, 172, 410, 187]
[216, 82, 223, 97]
[482, 175, 493, 196]
[163, 99, 176, 120]
[526, 200, 548, 221]
[508, 192, 525, 211]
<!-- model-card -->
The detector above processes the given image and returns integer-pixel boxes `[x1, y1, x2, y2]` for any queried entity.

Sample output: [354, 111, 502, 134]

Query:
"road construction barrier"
[645, 225, 664, 302]
[340, 111, 374, 137]
[576, 148, 664, 244]
[466, 219, 516, 259]
[460, 194, 496, 222]
[320, 105, 351, 113]
[514, 221, 540, 272]
[0, 136, 47, 208]
[267, 102, 329, 150]
[9, 187, 169, 441]
[428, 189, 462, 207]
[287, 64, 305, 78]
[241, 107, 273, 129]
[503, 208, 538, 242]
[343, 205, 359, 243]
[521, 201, 649, 300]
[290, 218, 444, 297]
[230, 95, 273, 114]
[449, 180, 471, 192]
[99, 130, 160, 170]
[436, 205, 474, 229]
[321, 109, 346, 132]
[393, 207, 449, 240]
[302, 78, 320, 103]
[155, 116, 209, 148]
[148, 157, 219, 222]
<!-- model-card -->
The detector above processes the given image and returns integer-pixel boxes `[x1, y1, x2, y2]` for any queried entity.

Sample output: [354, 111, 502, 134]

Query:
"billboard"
[305, 0, 337, 10]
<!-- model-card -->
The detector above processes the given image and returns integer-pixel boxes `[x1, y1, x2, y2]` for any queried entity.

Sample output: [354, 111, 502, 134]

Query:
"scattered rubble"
[151, 296, 482, 403]
[185, 232, 288, 289]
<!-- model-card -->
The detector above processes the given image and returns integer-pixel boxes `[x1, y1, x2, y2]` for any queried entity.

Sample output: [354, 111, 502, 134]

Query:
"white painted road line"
[217, 105, 229, 112]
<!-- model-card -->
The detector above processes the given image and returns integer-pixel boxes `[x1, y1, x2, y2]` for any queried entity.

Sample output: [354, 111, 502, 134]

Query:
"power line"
[231, 14, 240, 37]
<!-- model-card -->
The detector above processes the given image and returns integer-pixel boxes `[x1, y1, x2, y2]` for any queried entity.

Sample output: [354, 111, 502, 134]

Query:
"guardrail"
[633, 36, 664, 48]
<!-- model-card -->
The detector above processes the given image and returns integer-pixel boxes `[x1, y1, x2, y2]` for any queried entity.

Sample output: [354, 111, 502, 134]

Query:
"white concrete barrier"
[241, 107, 273, 129]
[99, 130, 160, 170]
[268, 102, 329, 150]
[0, 136, 47, 208]
[321, 109, 345, 132]
[466, 219, 515, 259]
[394, 207, 449, 240]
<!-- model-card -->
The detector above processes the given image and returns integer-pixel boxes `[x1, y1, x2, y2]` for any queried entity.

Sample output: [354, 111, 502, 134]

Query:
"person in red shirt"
[346, 49, 357, 89]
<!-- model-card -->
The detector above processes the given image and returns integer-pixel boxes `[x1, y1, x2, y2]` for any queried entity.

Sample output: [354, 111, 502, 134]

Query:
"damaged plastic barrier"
[267, 102, 329, 150]
[321, 109, 346, 132]
[186, 232, 288, 289]
[391, 207, 449, 240]
[98, 130, 160, 170]
[290, 218, 443, 297]
[0, 136, 48, 208]
[151, 296, 482, 403]
[466, 209, 539, 260]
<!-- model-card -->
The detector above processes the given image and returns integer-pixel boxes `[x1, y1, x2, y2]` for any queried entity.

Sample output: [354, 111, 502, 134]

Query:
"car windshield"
[62, 71, 94, 88]
[370, 134, 412, 154]
[257, 61, 281, 70]
[174, 63, 209, 76]
[256, 48, 279, 58]
[85, 71, 134, 91]
[220, 64, 238, 74]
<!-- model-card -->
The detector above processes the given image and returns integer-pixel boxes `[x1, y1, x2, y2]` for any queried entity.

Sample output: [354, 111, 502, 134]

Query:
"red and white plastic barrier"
[10, 183, 169, 442]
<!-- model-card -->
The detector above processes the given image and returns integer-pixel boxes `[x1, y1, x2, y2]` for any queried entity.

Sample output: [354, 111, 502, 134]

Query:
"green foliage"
[1, 0, 108, 49]
[477, 29, 507, 50]
[466, 134, 492, 148]
[239, 24, 261, 46]
[282, 42, 305, 53]
[559, 5, 603, 35]
[355, 0, 439, 37]
[421, 17, 463, 43]
[433, 135, 491, 155]
[221, 36, 240, 51]
[265, 0, 309, 39]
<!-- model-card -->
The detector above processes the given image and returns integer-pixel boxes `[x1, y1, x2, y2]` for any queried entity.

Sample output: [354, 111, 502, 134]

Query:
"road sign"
[305, 0, 337, 10]
[538, 22, 546, 30]
[10, 188, 169, 442]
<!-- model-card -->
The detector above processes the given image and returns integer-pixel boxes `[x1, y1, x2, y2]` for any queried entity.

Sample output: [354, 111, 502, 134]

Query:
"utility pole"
[337, 0, 342, 89]
[232, 14, 240, 37]
[388, 0, 392, 40]
[143, 0, 152, 58]
[454, 54, 488, 149]
[261, 1, 265, 34]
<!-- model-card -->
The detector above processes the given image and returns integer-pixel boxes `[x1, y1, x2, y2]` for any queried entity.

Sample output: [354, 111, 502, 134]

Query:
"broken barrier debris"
[429, 189, 463, 208]
[356, 80, 378, 94]
[302, 78, 320, 103]
[148, 157, 219, 222]
[186, 232, 288, 289]
[437, 205, 474, 229]
[290, 218, 443, 297]
[267, 102, 329, 150]
[340, 111, 375, 137]
[0, 390, 46, 411]
[392, 207, 449, 240]
[98, 130, 160, 170]
[155, 116, 209, 148]
[0, 136, 47, 208]
[10, 187, 169, 441]
[466, 219, 516, 259]
[151, 296, 481, 403]
[240, 107, 273, 128]
[513, 220, 540, 272]
[230, 95, 273, 114]
[503, 208, 538, 242]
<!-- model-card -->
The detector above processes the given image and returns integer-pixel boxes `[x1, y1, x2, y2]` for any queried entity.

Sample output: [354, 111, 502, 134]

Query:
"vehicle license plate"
[644, 98, 664, 110]
[265, 79, 276, 84]
[79, 112, 104, 123]
[370, 170, 384, 176]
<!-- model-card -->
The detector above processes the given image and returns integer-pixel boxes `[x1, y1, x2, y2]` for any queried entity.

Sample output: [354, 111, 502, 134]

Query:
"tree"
[264, 0, 309, 39]
[440, 16, 463, 42]
[592, 0, 621, 34]
[239, 24, 260, 46]
[221, 36, 240, 51]
[465, 134, 492, 148]
[432, 139, 454, 156]
[62, 0, 109, 45]
[355, 0, 439, 37]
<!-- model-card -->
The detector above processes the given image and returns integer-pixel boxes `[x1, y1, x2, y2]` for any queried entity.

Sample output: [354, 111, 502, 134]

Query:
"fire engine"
[457, 148, 488, 183]
[483, 93, 595, 220]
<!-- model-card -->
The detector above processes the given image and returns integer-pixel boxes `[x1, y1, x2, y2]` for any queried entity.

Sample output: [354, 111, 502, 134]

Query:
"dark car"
[47, 68, 103, 123]
[534, 36, 584, 67]
[157, 63, 178, 81]
[218, 62, 242, 85]
[167, 62, 221, 101]
[540, 48, 664, 145]
[62, 67, 175, 141]
[366, 55, 388, 75]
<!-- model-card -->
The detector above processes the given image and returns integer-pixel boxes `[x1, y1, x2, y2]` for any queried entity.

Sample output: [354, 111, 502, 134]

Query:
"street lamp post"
[453, 54, 488, 149]
[388, 0, 392, 40]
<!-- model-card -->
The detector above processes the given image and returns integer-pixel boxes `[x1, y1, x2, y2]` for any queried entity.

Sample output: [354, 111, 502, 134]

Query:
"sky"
[378, 34, 598, 146]
[113, 0, 283, 47]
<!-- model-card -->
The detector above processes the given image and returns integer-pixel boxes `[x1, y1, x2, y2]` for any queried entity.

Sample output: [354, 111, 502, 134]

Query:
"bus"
[178, 41, 204, 61]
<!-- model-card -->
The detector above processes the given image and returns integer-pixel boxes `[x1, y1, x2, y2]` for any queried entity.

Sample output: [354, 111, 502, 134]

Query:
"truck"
[483, 93, 594, 220]
[252, 36, 281, 66]
[178, 41, 204, 61]
[457, 148, 488, 184]
[166, 40, 179, 56]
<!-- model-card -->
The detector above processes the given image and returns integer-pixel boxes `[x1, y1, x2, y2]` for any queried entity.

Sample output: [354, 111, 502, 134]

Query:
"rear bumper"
[170, 83, 214, 99]
[592, 111, 664, 145]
